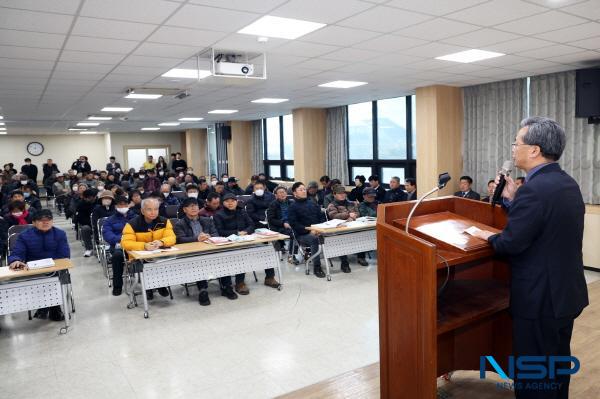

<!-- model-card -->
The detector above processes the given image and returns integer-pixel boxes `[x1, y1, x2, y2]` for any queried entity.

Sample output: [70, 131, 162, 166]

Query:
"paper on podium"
[464, 226, 482, 236]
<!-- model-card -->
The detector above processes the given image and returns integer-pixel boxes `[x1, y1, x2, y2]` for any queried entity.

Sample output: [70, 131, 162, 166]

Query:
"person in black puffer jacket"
[245, 181, 276, 229]
[75, 189, 98, 257]
[213, 193, 255, 295]
[267, 186, 294, 253]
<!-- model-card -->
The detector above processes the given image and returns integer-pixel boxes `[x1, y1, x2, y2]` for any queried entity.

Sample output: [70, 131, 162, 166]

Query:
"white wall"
[0, 134, 107, 175]
[108, 131, 183, 169]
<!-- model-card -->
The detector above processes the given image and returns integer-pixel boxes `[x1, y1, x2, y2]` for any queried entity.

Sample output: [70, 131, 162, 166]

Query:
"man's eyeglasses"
[511, 142, 529, 148]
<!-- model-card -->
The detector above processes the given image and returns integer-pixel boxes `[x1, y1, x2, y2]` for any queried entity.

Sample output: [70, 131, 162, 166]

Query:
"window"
[125, 146, 170, 170]
[347, 96, 416, 187]
[263, 114, 294, 180]
[207, 125, 217, 176]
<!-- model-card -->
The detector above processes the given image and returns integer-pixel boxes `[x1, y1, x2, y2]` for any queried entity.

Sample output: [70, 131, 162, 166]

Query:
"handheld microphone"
[491, 160, 513, 206]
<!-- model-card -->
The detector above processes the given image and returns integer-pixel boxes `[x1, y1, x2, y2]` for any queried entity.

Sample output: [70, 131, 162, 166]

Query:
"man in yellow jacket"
[121, 197, 176, 300]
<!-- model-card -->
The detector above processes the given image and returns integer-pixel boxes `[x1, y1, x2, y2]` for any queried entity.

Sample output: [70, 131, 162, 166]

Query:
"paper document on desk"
[26, 258, 55, 270]
[342, 220, 376, 228]
[255, 228, 279, 237]
[311, 219, 346, 229]
[131, 247, 179, 256]
[463, 226, 482, 236]
[226, 234, 256, 242]
[356, 216, 377, 223]
[207, 236, 232, 245]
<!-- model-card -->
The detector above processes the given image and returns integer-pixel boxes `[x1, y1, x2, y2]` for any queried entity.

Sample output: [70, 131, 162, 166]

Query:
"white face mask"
[255, 189, 264, 197]
[162, 192, 169, 198]
[139, 175, 145, 179]
[72, 185, 78, 191]
[159, 171, 164, 176]
[187, 192, 198, 198]
[12, 211, 23, 217]
[97, 186, 105, 191]
[179, 173, 184, 178]
[20, 180, 28, 185]
[211, 180, 218, 186]
[116, 207, 129, 215]
[101, 199, 112, 206]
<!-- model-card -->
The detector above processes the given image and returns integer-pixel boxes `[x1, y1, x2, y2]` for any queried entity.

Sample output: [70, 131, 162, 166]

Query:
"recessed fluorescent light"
[207, 110, 238, 114]
[0, 132, 6, 135]
[80, 131, 98, 135]
[0, 122, 4, 125]
[158, 122, 180, 126]
[162, 68, 212, 79]
[125, 93, 163, 100]
[141, 127, 160, 131]
[77, 122, 100, 126]
[87, 116, 112, 120]
[238, 16, 325, 40]
[0, 127, 6, 131]
[68, 128, 87, 131]
[101, 107, 133, 112]
[435, 49, 505, 63]
[178, 117, 204, 122]
[318, 80, 368, 89]
[251, 98, 289, 104]
[0, 116, 3, 120]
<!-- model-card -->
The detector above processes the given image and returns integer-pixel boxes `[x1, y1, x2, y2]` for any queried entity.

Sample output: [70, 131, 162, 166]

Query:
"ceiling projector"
[215, 62, 254, 76]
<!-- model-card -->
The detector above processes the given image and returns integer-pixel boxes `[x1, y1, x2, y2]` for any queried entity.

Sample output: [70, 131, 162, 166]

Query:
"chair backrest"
[322, 208, 329, 221]
[165, 204, 179, 218]
[172, 191, 186, 199]
[8, 224, 32, 237]
[38, 187, 48, 198]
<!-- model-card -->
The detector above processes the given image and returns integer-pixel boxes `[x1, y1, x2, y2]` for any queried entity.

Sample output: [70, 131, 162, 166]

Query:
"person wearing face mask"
[267, 186, 295, 258]
[177, 184, 204, 217]
[75, 189, 99, 257]
[160, 183, 180, 206]
[21, 158, 39, 183]
[225, 177, 244, 196]
[156, 156, 168, 174]
[244, 175, 259, 195]
[22, 184, 42, 213]
[4, 200, 34, 228]
[92, 190, 116, 237]
[245, 182, 275, 229]
[171, 152, 187, 172]
[258, 173, 278, 193]
[102, 196, 135, 296]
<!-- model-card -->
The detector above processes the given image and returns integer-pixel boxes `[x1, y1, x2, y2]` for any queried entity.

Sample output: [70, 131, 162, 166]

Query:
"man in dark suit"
[21, 158, 38, 182]
[106, 156, 122, 175]
[454, 175, 480, 200]
[405, 177, 417, 201]
[475, 117, 589, 399]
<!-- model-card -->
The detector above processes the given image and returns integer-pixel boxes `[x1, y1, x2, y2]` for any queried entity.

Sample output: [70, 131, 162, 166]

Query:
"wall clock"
[27, 141, 44, 156]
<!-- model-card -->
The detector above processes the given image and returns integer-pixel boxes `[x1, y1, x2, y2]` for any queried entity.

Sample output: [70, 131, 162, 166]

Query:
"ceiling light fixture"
[68, 128, 87, 131]
[0, 122, 4, 125]
[251, 98, 289, 104]
[80, 131, 98, 135]
[125, 93, 163, 100]
[0, 116, 3, 120]
[178, 117, 204, 122]
[158, 122, 180, 126]
[435, 49, 505, 63]
[238, 16, 326, 40]
[101, 107, 133, 112]
[318, 80, 368, 89]
[207, 110, 238, 114]
[161, 68, 212, 79]
[87, 116, 112, 120]
[141, 127, 160, 131]
[77, 122, 100, 126]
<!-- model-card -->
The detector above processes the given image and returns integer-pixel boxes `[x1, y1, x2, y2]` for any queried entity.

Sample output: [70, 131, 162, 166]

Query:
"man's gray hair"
[390, 176, 401, 183]
[520, 116, 566, 161]
[141, 197, 159, 209]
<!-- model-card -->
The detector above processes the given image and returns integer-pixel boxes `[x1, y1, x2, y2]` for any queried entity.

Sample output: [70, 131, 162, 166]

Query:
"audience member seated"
[257, 173, 278, 193]
[177, 184, 203, 217]
[160, 183, 180, 206]
[306, 181, 320, 205]
[0, 215, 6, 258]
[319, 175, 332, 197]
[129, 190, 142, 215]
[454, 175, 481, 200]
[174, 198, 238, 305]
[22, 184, 42, 212]
[197, 179, 210, 201]
[75, 189, 98, 257]
[65, 183, 87, 219]
[92, 191, 116, 242]
[246, 181, 275, 228]
[288, 182, 327, 278]
[4, 200, 33, 228]
[143, 169, 162, 194]
[323, 179, 342, 208]
[8, 209, 69, 321]
[213, 181, 226, 200]
[225, 177, 245, 196]
[53, 174, 70, 214]
[405, 178, 417, 201]
[267, 186, 294, 255]
[481, 179, 496, 203]
[198, 192, 222, 218]
[368, 175, 386, 203]
[326, 185, 361, 272]
[102, 196, 135, 296]
[244, 175, 259, 194]
[384, 176, 408, 203]
[121, 197, 176, 300]
[359, 187, 378, 218]
[213, 193, 255, 295]
[349, 175, 368, 203]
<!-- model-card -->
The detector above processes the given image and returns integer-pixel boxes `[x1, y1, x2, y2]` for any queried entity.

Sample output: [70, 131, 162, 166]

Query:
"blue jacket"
[103, 211, 135, 247]
[8, 226, 70, 263]
[288, 197, 326, 236]
[489, 163, 589, 319]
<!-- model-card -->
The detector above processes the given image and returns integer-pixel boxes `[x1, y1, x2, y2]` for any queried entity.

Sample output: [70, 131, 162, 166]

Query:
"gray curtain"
[463, 78, 526, 195]
[215, 123, 228, 177]
[326, 106, 349, 184]
[529, 71, 600, 204]
[250, 120, 263, 174]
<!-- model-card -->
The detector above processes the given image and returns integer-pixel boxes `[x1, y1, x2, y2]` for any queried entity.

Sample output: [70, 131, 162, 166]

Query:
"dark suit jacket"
[488, 163, 588, 319]
[454, 190, 480, 200]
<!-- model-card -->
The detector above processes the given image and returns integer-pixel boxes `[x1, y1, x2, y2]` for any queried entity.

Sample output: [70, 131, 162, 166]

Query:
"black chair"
[165, 205, 179, 219]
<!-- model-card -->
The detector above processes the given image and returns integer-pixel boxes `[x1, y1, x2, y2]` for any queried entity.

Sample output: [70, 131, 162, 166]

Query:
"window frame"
[347, 96, 416, 187]
[263, 115, 294, 180]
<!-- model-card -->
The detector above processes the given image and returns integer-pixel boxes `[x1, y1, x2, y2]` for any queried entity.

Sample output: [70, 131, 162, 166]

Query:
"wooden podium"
[377, 196, 512, 398]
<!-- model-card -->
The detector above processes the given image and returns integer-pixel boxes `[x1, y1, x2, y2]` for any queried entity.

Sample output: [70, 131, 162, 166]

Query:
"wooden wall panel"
[293, 108, 326, 184]
[185, 128, 207, 175]
[227, 121, 252, 186]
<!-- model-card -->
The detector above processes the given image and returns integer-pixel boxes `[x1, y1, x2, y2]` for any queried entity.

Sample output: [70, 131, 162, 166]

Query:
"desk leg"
[274, 251, 283, 291]
[306, 240, 323, 276]
[322, 244, 331, 281]
[59, 277, 70, 334]
[139, 270, 149, 319]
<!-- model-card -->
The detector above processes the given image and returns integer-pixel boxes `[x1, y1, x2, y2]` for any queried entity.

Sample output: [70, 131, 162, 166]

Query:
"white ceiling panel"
[71, 17, 158, 41]
[270, 0, 374, 24]
[133, 42, 200, 58]
[494, 10, 587, 35]
[270, 41, 340, 57]
[524, 0, 587, 8]
[446, 0, 547, 26]
[508, 59, 562, 71]
[515, 44, 583, 59]
[0, 0, 80, 14]
[80, 0, 180, 24]
[65, 36, 139, 54]
[401, 42, 468, 58]
[471, 54, 533, 67]
[189, 0, 288, 13]
[385, 0, 489, 16]
[568, 36, 600, 50]
[0, 58, 55, 70]
[53, 61, 115, 74]
[212, 34, 287, 52]
[301, 26, 381, 46]
[296, 58, 347, 71]
[352, 34, 428, 52]
[59, 50, 126, 65]
[166, 4, 259, 31]
[441, 28, 520, 47]
[395, 18, 480, 41]
[544, 50, 600, 65]
[535, 21, 600, 43]
[561, 0, 600, 20]
[52, 70, 108, 81]
[337, 6, 433, 33]
[0, 45, 60, 61]
[321, 47, 383, 62]
[0, 29, 65, 49]
[0, 68, 52, 79]
[484, 37, 556, 53]
[120, 55, 183, 68]
[147, 26, 227, 47]
[0, 7, 74, 34]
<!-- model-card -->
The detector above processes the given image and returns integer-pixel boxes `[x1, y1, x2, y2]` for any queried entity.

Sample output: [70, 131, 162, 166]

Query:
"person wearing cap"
[288, 182, 327, 277]
[356, 187, 380, 267]
[173, 198, 238, 305]
[103, 196, 136, 296]
[8, 209, 69, 321]
[92, 190, 116, 243]
[326, 185, 360, 273]
[121, 197, 176, 300]
[306, 181, 320, 205]
[213, 193, 255, 295]
[198, 192, 222, 218]
[225, 177, 245, 196]
[75, 188, 99, 257]
[349, 175, 368, 203]
[323, 179, 342, 208]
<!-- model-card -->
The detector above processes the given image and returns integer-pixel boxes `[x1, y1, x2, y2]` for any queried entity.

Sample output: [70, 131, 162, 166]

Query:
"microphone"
[405, 173, 451, 234]
[491, 160, 513, 206]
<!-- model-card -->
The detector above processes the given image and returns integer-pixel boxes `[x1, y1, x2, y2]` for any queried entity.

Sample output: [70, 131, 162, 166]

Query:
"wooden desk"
[125, 235, 288, 319]
[305, 223, 377, 281]
[0, 258, 73, 334]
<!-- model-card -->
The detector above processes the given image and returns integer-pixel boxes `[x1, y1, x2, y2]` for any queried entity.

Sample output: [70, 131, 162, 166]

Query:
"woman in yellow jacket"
[121, 197, 176, 299]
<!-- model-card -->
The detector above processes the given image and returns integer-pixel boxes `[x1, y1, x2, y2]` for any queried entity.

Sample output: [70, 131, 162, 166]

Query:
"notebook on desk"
[26, 258, 55, 270]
